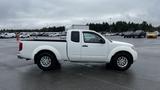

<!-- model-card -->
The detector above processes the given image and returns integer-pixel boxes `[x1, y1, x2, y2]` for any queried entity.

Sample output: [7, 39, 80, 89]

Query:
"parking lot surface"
[0, 37, 160, 90]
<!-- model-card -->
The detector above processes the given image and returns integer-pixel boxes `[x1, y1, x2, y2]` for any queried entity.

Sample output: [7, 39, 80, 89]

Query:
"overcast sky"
[0, 0, 159, 29]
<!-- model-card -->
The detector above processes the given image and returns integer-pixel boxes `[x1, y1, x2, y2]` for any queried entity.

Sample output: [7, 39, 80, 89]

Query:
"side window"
[83, 32, 104, 43]
[71, 31, 80, 42]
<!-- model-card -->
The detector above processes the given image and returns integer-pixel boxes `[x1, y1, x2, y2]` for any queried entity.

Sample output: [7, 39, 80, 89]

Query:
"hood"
[112, 40, 133, 47]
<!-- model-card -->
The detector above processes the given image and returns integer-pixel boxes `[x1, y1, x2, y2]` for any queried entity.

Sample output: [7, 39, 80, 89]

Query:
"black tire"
[110, 52, 133, 71]
[36, 52, 60, 71]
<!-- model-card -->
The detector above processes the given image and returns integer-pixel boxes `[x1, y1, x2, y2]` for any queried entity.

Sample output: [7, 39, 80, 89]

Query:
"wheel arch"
[34, 50, 58, 64]
[32, 45, 62, 64]
[110, 51, 133, 64]
[108, 46, 135, 63]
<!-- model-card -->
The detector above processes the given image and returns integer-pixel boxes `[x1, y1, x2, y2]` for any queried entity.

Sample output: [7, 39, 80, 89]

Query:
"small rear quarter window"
[71, 31, 80, 42]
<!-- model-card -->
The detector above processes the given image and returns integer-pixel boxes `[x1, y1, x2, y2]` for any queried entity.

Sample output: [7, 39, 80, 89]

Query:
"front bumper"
[132, 49, 138, 62]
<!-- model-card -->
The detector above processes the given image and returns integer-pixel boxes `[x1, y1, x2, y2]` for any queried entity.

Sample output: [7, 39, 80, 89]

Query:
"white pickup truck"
[17, 29, 137, 71]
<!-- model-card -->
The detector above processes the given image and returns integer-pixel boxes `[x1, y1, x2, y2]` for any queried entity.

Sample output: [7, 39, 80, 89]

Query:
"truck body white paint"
[17, 29, 138, 71]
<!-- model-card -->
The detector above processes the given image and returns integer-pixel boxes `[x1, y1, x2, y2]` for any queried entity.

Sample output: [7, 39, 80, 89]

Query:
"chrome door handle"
[82, 45, 88, 47]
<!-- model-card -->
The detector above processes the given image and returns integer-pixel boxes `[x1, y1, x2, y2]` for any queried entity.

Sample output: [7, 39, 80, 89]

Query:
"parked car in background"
[49, 33, 61, 37]
[113, 33, 121, 36]
[146, 32, 158, 38]
[0, 33, 4, 38]
[0, 33, 15, 38]
[30, 32, 39, 36]
[123, 30, 146, 38]
[119, 32, 124, 36]
[60, 32, 67, 39]
[104, 33, 113, 36]
[132, 30, 146, 38]
[123, 31, 134, 38]
[42, 33, 49, 37]
[158, 31, 160, 36]
[20, 34, 30, 38]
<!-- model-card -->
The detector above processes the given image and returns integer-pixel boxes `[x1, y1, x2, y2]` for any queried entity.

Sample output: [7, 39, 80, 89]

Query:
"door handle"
[82, 45, 88, 47]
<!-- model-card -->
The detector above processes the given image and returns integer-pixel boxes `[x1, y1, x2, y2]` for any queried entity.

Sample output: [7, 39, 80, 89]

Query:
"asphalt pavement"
[0, 37, 160, 90]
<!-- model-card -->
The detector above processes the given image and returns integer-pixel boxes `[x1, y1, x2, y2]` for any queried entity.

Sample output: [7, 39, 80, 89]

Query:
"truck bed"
[19, 39, 68, 61]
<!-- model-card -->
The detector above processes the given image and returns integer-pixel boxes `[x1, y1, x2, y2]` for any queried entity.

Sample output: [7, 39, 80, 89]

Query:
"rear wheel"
[36, 52, 60, 71]
[110, 52, 133, 71]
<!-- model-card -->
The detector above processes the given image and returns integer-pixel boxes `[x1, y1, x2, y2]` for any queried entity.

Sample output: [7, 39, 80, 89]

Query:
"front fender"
[32, 45, 62, 60]
[108, 46, 137, 62]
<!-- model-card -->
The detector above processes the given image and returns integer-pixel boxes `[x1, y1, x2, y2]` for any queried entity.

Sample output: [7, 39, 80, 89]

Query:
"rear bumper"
[17, 54, 24, 59]
[17, 54, 31, 60]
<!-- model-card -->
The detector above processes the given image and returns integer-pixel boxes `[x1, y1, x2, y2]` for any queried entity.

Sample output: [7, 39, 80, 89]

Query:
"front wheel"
[36, 52, 60, 71]
[110, 52, 133, 71]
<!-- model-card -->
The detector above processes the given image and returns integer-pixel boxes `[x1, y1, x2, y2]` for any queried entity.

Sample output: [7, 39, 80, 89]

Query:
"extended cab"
[17, 29, 137, 71]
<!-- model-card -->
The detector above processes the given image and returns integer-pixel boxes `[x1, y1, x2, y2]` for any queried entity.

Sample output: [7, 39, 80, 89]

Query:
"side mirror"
[100, 39, 105, 44]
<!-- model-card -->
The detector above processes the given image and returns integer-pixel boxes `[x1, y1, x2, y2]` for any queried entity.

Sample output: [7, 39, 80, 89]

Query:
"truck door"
[81, 32, 107, 62]
[68, 31, 81, 61]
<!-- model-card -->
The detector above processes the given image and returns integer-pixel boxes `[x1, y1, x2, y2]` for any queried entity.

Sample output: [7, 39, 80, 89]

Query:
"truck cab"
[67, 30, 109, 62]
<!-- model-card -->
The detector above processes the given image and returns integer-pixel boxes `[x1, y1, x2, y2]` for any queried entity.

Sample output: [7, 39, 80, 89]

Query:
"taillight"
[19, 42, 23, 51]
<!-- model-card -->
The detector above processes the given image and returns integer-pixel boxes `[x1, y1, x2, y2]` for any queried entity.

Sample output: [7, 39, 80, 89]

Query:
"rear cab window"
[71, 31, 80, 42]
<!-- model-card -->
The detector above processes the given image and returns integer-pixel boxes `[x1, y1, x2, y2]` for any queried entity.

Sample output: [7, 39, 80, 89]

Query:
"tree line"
[88, 21, 158, 32]
[0, 26, 65, 33]
[0, 21, 160, 33]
